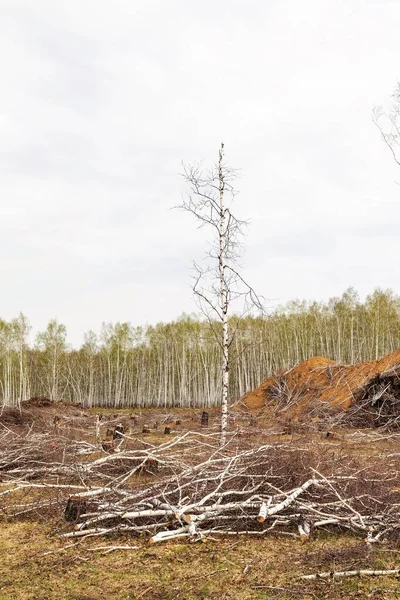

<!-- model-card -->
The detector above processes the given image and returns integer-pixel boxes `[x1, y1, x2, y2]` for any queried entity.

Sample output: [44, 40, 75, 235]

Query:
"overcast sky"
[1, 0, 400, 346]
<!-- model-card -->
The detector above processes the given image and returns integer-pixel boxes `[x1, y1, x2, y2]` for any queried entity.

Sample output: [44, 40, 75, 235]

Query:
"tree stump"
[65, 496, 87, 522]
[113, 425, 125, 439]
[102, 440, 114, 452]
[201, 411, 209, 427]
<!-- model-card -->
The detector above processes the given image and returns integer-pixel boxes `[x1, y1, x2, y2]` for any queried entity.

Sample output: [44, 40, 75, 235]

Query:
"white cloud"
[0, 0, 400, 345]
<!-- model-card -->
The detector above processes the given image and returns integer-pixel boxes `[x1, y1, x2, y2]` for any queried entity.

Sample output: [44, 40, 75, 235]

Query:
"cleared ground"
[1, 403, 400, 600]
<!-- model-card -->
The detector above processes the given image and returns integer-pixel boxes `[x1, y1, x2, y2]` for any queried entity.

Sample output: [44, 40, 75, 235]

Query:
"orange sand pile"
[243, 349, 400, 415]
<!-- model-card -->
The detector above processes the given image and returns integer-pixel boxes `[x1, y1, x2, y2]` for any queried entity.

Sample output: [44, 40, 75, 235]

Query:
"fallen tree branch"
[299, 568, 400, 580]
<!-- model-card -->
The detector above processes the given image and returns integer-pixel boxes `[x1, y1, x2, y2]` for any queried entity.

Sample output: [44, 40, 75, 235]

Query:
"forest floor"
[1, 403, 400, 599]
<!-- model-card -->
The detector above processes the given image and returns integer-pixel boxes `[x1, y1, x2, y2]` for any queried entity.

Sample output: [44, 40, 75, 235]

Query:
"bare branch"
[373, 85, 400, 166]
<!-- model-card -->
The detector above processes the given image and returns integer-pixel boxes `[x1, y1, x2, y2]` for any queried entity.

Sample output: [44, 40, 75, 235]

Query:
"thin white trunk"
[218, 143, 229, 446]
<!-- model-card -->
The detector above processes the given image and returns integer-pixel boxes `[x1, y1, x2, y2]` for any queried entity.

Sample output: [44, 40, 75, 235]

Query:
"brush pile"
[1, 426, 400, 545]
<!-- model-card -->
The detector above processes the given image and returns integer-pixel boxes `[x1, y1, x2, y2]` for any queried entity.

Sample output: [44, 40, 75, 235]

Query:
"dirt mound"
[241, 356, 336, 412]
[242, 349, 400, 427]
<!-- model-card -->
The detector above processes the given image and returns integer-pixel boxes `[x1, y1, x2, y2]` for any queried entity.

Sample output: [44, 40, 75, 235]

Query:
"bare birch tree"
[179, 143, 263, 445]
[373, 83, 400, 166]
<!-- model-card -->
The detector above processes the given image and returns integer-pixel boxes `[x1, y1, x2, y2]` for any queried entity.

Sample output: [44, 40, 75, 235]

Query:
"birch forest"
[1, 287, 400, 408]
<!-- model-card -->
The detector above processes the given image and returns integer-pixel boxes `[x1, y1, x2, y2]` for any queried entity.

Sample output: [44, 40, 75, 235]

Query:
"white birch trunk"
[218, 143, 229, 446]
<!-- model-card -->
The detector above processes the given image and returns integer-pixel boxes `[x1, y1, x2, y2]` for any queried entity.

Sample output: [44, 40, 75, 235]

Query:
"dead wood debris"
[299, 568, 400, 580]
[1, 425, 400, 548]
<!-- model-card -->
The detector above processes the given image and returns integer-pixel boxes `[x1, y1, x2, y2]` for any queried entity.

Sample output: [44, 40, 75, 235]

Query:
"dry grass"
[1, 522, 400, 599]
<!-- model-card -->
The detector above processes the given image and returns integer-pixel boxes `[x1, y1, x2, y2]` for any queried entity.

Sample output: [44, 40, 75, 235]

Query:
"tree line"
[1, 287, 400, 408]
